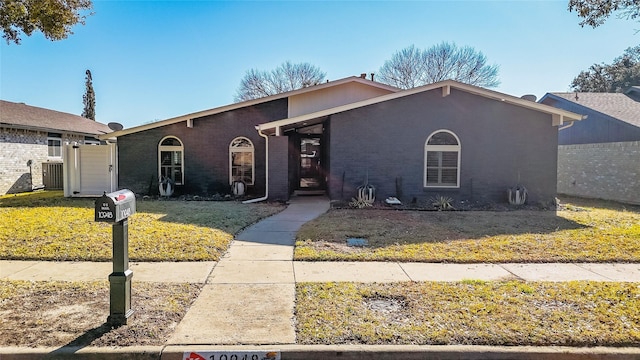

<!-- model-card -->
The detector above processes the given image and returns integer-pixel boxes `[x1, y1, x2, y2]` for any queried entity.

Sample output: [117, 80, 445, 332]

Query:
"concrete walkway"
[167, 196, 331, 345]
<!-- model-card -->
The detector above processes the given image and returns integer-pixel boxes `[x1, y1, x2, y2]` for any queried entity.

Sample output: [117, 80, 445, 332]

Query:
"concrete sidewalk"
[3, 260, 640, 283]
[2, 195, 640, 359]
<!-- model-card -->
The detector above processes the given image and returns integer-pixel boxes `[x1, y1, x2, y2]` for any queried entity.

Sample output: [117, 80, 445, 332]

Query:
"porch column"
[267, 136, 289, 201]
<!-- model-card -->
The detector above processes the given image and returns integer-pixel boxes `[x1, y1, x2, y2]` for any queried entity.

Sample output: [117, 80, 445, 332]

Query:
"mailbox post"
[95, 189, 136, 326]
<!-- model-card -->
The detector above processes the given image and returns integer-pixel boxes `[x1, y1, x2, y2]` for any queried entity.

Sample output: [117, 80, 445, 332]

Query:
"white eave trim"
[257, 80, 584, 131]
[97, 76, 400, 140]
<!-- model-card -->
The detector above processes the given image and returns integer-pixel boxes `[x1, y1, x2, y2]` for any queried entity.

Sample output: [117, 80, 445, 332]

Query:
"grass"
[0, 191, 285, 261]
[296, 281, 640, 346]
[294, 197, 640, 263]
[0, 280, 201, 347]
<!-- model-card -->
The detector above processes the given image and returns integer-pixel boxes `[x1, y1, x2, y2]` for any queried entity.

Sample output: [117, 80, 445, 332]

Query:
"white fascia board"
[98, 76, 400, 140]
[257, 80, 584, 130]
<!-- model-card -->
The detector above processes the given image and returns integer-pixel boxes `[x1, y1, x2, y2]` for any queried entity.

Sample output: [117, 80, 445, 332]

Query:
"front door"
[299, 136, 323, 189]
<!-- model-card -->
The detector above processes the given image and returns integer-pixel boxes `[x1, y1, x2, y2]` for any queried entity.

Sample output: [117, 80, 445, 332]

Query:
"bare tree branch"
[378, 43, 500, 90]
[235, 61, 326, 102]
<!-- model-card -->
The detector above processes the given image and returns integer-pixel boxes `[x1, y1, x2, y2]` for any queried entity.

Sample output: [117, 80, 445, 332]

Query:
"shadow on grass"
[49, 322, 115, 356]
[297, 209, 594, 248]
[559, 195, 640, 213]
[0, 190, 95, 209]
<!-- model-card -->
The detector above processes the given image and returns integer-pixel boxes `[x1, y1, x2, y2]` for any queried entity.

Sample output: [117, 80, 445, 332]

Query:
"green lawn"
[296, 281, 640, 346]
[0, 191, 284, 261]
[294, 197, 640, 263]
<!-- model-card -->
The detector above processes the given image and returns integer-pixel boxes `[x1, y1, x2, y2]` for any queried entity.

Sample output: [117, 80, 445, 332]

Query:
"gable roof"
[0, 100, 112, 136]
[540, 91, 640, 128]
[257, 80, 584, 132]
[99, 76, 400, 139]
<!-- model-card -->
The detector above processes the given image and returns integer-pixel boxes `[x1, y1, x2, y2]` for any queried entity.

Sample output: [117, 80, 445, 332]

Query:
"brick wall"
[117, 99, 288, 196]
[558, 141, 640, 204]
[267, 136, 289, 201]
[1, 127, 86, 195]
[328, 88, 559, 206]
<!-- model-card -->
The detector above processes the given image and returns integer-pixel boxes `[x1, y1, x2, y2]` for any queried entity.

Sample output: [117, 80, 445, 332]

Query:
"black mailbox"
[95, 189, 136, 223]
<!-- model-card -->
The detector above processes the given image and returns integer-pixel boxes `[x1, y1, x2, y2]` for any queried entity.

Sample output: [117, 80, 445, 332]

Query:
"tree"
[235, 61, 326, 102]
[81, 69, 95, 120]
[0, 0, 92, 44]
[571, 45, 640, 92]
[378, 42, 500, 90]
[568, 0, 640, 28]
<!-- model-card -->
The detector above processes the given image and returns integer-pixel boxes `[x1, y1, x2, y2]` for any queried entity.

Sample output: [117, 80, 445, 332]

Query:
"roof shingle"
[549, 92, 640, 127]
[0, 100, 112, 135]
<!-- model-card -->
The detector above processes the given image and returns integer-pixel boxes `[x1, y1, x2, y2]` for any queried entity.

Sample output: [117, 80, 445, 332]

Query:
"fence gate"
[63, 144, 118, 197]
[42, 162, 64, 190]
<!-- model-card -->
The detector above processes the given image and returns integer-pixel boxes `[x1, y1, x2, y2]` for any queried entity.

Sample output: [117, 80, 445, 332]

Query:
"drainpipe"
[243, 126, 269, 204]
[559, 121, 575, 131]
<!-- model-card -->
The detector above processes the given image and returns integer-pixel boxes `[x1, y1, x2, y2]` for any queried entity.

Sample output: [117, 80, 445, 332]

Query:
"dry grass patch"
[0, 280, 201, 347]
[294, 197, 640, 263]
[296, 281, 640, 346]
[0, 191, 284, 261]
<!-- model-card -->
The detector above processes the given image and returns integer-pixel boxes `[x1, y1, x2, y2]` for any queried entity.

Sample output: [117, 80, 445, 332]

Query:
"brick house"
[540, 87, 640, 204]
[0, 100, 112, 195]
[101, 77, 582, 206]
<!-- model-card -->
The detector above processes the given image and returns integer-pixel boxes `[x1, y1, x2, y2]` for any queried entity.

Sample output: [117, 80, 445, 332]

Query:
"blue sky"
[1, 0, 637, 129]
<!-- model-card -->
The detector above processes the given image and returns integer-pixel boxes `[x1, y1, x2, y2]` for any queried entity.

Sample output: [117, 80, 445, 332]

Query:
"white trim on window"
[158, 136, 184, 185]
[47, 136, 62, 158]
[229, 137, 255, 185]
[424, 129, 461, 188]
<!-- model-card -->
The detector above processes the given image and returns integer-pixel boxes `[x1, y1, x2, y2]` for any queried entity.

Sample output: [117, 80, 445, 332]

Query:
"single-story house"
[100, 76, 582, 206]
[539, 87, 640, 204]
[0, 100, 112, 195]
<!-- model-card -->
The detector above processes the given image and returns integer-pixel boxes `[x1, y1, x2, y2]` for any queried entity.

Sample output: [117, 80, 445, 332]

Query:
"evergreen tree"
[82, 69, 95, 120]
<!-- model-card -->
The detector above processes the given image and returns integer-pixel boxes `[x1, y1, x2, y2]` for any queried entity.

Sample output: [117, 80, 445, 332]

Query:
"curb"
[2, 345, 640, 360]
[0, 346, 160, 359]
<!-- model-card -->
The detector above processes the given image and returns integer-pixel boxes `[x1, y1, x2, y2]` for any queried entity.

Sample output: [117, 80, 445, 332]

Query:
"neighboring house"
[100, 76, 582, 206]
[540, 87, 640, 204]
[0, 100, 112, 195]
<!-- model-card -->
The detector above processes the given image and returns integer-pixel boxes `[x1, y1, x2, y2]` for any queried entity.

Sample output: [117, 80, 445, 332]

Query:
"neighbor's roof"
[99, 76, 400, 139]
[542, 90, 640, 127]
[0, 100, 112, 136]
[257, 79, 585, 131]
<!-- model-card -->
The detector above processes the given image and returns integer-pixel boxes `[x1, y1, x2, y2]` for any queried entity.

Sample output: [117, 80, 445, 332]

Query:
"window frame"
[424, 130, 461, 188]
[47, 134, 62, 158]
[158, 136, 184, 185]
[229, 137, 255, 185]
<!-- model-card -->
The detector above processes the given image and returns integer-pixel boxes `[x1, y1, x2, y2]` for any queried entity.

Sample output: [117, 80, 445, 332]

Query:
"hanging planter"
[232, 180, 246, 196]
[159, 176, 175, 197]
[356, 171, 376, 205]
[508, 185, 527, 205]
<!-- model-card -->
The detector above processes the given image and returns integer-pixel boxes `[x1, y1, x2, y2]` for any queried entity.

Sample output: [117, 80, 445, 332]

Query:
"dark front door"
[299, 136, 324, 189]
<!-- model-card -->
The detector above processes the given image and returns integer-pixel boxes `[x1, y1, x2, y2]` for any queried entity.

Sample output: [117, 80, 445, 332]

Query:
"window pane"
[231, 138, 251, 148]
[48, 139, 61, 157]
[426, 151, 439, 166]
[426, 168, 439, 184]
[161, 137, 181, 146]
[427, 132, 458, 145]
[441, 169, 458, 185]
[441, 152, 458, 167]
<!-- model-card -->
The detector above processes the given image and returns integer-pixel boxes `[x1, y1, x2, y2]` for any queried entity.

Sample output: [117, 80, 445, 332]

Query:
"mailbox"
[95, 189, 136, 223]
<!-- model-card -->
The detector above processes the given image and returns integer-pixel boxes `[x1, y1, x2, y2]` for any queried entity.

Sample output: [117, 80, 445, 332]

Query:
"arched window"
[424, 130, 460, 188]
[229, 137, 254, 185]
[158, 136, 184, 185]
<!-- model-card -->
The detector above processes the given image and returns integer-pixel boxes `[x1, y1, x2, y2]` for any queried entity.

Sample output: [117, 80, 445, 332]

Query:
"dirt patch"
[0, 280, 201, 347]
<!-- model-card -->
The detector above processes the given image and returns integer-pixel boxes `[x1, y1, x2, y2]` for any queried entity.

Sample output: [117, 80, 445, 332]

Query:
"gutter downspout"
[559, 115, 587, 131]
[243, 126, 269, 204]
[559, 121, 575, 131]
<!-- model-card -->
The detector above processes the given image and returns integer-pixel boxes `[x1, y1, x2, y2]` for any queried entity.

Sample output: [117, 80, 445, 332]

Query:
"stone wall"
[558, 141, 640, 205]
[0, 127, 84, 195]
